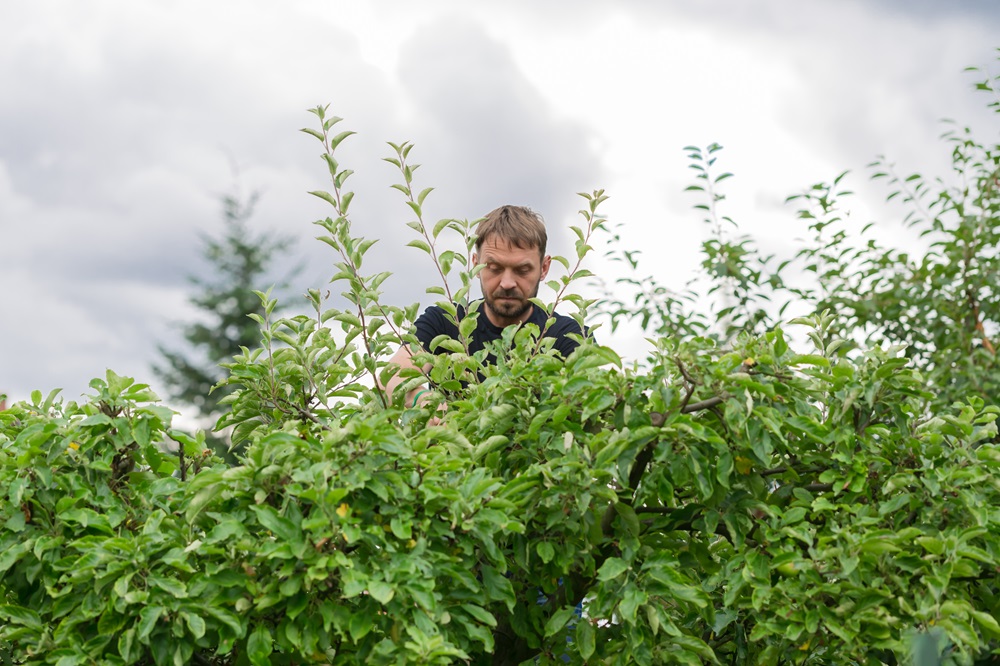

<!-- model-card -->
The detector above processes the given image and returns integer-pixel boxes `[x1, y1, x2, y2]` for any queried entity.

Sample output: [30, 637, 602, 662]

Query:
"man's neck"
[483, 303, 535, 329]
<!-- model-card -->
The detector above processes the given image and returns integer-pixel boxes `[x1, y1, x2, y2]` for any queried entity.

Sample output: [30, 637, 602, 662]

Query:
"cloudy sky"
[2, 0, 998, 415]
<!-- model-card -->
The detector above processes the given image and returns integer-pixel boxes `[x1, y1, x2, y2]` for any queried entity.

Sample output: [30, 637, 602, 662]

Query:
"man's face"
[473, 236, 551, 327]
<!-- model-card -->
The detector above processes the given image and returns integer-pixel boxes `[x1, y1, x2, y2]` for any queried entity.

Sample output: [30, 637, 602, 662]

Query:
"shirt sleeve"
[548, 315, 589, 357]
[414, 306, 458, 353]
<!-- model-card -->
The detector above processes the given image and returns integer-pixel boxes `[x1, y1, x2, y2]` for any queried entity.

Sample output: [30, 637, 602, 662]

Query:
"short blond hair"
[476, 205, 547, 258]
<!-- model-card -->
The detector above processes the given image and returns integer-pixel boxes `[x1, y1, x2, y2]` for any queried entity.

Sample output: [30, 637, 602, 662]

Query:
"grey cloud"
[395, 16, 606, 227]
[607, 0, 999, 178]
[868, 0, 1000, 22]
[314, 15, 611, 313]
[1, 0, 996, 408]
[0, 1, 401, 402]
[616, 0, 1000, 32]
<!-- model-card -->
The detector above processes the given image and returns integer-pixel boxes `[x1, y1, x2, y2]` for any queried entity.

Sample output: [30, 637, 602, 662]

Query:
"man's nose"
[499, 270, 517, 289]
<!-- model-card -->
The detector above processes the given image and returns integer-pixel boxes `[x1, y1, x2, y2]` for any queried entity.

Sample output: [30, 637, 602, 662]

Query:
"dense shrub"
[3, 59, 1000, 665]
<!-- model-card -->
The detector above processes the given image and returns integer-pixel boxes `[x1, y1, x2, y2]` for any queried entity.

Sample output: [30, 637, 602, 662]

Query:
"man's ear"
[540, 255, 551, 279]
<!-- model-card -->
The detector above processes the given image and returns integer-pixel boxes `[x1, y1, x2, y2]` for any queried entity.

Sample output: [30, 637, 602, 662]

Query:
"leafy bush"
[3, 59, 1000, 665]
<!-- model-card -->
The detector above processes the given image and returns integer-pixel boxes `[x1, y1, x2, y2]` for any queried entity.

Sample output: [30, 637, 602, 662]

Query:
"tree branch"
[681, 396, 725, 414]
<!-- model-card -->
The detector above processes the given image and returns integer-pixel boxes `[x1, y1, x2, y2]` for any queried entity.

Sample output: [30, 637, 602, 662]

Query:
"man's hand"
[414, 390, 447, 427]
[381, 344, 431, 407]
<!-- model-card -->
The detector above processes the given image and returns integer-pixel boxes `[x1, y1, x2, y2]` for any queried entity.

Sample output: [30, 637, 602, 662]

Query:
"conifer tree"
[153, 190, 297, 436]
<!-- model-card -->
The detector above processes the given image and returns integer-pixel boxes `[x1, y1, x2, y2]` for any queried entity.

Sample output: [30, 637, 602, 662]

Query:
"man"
[384, 205, 588, 409]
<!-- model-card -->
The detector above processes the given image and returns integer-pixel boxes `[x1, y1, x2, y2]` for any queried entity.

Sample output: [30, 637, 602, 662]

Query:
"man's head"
[473, 206, 552, 327]
[475, 205, 548, 260]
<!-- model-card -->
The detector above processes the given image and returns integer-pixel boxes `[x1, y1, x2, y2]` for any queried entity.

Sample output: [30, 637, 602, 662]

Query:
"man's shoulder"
[416, 304, 445, 325]
[417, 303, 446, 318]
[414, 304, 459, 344]
[530, 308, 587, 337]
[417, 303, 473, 323]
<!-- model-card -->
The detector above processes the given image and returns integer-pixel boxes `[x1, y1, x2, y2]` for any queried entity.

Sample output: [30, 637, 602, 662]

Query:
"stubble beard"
[485, 282, 539, 323]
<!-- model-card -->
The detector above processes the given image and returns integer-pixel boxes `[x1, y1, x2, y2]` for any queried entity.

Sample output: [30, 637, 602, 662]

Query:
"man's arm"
[548, 313, 591, 357]
[381, 305, 451, 414]
[382, 344, 435, 409]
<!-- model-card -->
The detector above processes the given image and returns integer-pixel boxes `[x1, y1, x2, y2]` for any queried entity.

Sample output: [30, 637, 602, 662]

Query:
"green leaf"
[582, 391, 615, 421]
[432, 216, 452, 238]
[79, 413, 113, 427]
[859, 536, 900, 554]
[597, 557, 630, 582]
[459, 314, 478, 341]
[544, 607, 577, 638]
[183, 612, 206, 640]
[389, 517, 412, 540]
[329, 129, 356, 150]
[460, 604, 497, 628]
[407, 238, 431, 254]
[300, 127, 325, 141]
[185, 470, 224, 523]
[204, 607, 243, 638]
[0, 604, 42, 630]
[247, 625, 273, 666]
[0, 542, 27, 574]
[287, 594, 309, 620]
[250, 505, 300, 544]
[118, 628, 137, 662]
[577, 620, 596, 660]
[791, 354, 830, 367]
[916, 536, 945, 555]
[309, 190, 339, 208]
[137, 605, 164, 642]
[536, 541, 555, 564]
[971, 610, 1000, 637]
[148, 574, 187, 598]
[619, 585, 647, 623]
[349, 609, 375, 641]
[7, 476, 27, 505]
[689, 446, 714, 500]
[481, 565, 515, 612]
[368, 580, 395, 604]
[716, 450, 733, 488]
[614, 502, 640, 536]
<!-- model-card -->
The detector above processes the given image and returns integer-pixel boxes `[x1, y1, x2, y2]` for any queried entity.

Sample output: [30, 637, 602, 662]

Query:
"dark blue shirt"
[414, 303, 586, 359]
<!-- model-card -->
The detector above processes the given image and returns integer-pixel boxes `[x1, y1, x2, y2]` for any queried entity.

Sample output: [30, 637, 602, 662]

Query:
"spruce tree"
[153, 190, 297, 438]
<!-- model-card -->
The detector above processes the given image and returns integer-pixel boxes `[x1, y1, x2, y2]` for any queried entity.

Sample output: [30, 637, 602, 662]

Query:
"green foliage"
[600, 58, 1000, 417]
[4, 57, 1000, 665]
[788, 117, 1000, 411]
